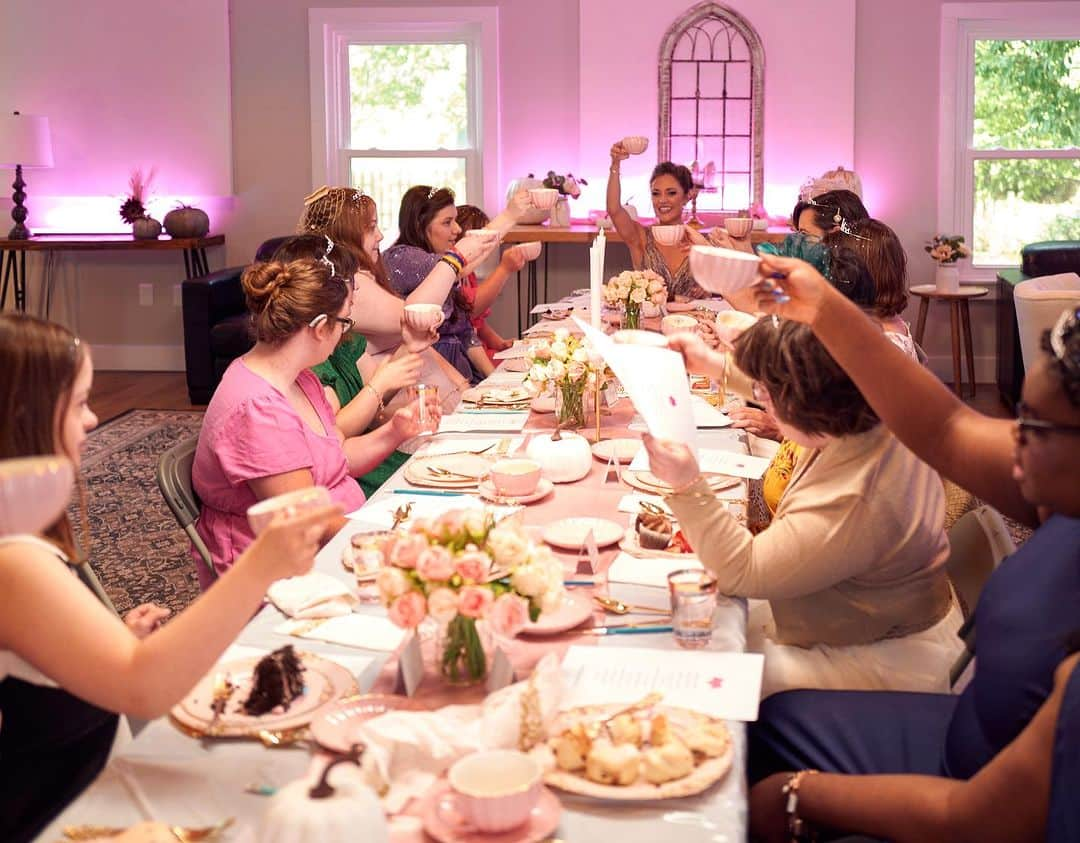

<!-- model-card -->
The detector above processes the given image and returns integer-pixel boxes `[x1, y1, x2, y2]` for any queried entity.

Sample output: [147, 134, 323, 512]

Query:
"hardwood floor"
[88, 371, 1015, 424]
[90, 371, 200, 424]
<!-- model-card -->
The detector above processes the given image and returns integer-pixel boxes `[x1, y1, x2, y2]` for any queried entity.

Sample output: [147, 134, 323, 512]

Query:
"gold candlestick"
[594, 377, 603, 443]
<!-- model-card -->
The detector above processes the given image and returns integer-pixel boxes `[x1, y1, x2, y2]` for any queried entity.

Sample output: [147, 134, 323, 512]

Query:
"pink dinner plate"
[521, 590, 594, 636]
[170, 652, 357, 738]
[477, 478, 554, 505]
[311, 694, 428, 754]
[421, 780, 562, 843]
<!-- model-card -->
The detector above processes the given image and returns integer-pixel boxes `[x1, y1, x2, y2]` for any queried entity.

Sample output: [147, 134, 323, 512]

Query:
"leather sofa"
[181, 237, 291, 404]
[996, 240, 1080, 407]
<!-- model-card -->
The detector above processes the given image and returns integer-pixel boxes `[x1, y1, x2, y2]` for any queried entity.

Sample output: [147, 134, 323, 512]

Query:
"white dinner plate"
[542, 517, 625, 550]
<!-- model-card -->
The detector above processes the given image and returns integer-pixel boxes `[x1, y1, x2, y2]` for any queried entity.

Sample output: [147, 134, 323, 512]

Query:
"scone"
[649, 713, 672, 746]
[679, 722, 730, 758]
[585, 738, 641, 786]
[607, 713, 642, 747]
[641, 737, 694, 784]
[554, 723, 591, 772]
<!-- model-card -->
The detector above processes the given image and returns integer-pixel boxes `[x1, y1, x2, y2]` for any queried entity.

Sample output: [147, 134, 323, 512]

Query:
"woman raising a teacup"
[606, 139, 711, 301]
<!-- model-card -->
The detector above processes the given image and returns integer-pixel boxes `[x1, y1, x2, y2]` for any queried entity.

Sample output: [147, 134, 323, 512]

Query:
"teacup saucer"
[477, 478, 553, 505]
[421, 780, 562, 843]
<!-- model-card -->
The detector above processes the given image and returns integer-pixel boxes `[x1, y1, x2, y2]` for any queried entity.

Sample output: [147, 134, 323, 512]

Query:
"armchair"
[181, 236, 292, 404]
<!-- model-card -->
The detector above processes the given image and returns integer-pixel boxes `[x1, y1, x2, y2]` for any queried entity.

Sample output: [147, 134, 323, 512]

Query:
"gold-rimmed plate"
[403, 453, 492, 489]
[622, 470, 740, 495]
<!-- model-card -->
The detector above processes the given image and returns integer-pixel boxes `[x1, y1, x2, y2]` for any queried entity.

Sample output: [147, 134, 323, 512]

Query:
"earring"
[833, 211, 842, 224]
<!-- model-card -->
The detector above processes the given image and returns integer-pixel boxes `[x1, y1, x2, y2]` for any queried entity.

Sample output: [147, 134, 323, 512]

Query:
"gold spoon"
[593, 595, 671, 616]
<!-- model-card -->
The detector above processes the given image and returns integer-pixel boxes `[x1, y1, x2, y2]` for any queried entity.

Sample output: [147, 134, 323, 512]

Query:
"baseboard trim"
[926, 354, 996, 384]
[92, 344, 185, 372]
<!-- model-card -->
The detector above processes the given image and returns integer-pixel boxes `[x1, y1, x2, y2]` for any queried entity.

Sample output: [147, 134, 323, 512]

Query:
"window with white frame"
[309, 9, 498, 237]
[940, 4, 1080, 277]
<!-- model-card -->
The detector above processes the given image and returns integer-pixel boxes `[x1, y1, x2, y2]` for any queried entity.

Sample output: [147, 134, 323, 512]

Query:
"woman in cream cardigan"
[643, 320, 963, 698]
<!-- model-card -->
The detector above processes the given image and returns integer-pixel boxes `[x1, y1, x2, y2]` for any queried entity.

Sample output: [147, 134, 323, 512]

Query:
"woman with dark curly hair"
[643, 319, 963, 697]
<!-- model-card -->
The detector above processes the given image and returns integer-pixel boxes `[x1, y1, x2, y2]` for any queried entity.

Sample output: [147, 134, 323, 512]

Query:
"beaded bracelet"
[362, 382, 385, 416]
[440, 248, 466, 275]
[782, 769, 819, 842]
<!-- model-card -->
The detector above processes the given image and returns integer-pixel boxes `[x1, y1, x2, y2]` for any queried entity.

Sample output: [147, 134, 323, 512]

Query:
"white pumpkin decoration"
[261, 756, 389, 843]
[526, 431, 592, 483]
[506, 175, 550, 225]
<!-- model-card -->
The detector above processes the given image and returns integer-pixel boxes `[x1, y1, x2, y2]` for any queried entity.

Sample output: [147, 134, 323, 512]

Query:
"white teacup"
[462, 228, 501, 242]
[514, 241, 542, 261]
[0, 456, 74, 536]
[246, 486, 331, 535]
[489, 458, 541, 497]
[661, 313, 698, 336]
[652, 224, 684, 246]
[403, 303, 445, 332]
[622, 135, 649, 155]
[528, 188, 559, 210]
[689, 245, 762, 296]
[446, 750, 541, 833]
[724, 217, 753, 238]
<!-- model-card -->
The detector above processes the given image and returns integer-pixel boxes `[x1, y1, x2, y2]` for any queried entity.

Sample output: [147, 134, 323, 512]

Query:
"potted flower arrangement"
[524, 328, 609, 430]
[118, 168, 162, 240]
[374, 510, 564, 685]
[543, 170, 587, 227]
[603, 269, 667, 329]
[925, 234, 970, 293]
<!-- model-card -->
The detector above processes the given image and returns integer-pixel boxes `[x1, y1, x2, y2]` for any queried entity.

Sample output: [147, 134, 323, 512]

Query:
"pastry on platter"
[635, 511, 674, 550]
[649, 713, 672, 746]
[642, 738, 694, 784]
[607, 712, 643, 747]
[554, 723, 592, 772]
[585, 738, 641, 786]
[678, 722, 732, 758]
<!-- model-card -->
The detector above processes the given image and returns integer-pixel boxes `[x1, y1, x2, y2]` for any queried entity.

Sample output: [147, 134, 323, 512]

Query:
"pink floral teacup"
[444, 750, 541, 832]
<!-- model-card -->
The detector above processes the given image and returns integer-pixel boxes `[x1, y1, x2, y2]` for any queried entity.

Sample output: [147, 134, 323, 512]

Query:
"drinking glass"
[350, 531, 390, 603]
[667, 569, 718, 649]
[407, 383, 440, 436]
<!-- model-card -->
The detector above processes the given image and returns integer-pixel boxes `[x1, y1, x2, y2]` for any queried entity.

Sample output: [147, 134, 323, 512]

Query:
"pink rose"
[390, 533, 427, 569]
[416, 545, 455, 581]
[457, 585, 494, 619]
[433, 510, 466, 537]
[455, 549, 492, 582]
[427, 587, 459, 623]
[387, 590, 427, 629]
[489, 593, 529, 638]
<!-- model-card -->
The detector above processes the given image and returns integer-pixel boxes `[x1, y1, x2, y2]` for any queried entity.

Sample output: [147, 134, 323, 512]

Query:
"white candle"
[590, 229, 604, 329]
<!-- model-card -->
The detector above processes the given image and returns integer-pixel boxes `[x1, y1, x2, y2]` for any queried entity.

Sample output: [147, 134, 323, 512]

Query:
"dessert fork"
[391, 502, 412, 530]
[428, 466, 484, 481]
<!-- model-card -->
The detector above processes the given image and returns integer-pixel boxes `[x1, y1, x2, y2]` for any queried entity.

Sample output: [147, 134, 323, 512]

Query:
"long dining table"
[40, 356, 754, 843]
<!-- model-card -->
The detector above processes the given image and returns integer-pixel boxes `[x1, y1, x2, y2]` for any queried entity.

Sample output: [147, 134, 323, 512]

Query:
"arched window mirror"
[658, 3, 764, 212]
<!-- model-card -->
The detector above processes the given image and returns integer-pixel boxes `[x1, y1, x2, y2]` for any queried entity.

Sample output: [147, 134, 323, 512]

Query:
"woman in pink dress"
[192, 254, 425, 587]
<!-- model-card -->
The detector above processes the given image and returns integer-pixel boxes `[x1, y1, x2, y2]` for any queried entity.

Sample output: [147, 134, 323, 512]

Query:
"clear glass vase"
[432, 615, 493, 686]
[623, 301, 641, 329]
[555, 380, 587, 430]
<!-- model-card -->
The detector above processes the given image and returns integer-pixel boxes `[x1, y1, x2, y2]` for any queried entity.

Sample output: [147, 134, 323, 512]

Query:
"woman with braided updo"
[191, 255, 430, 586]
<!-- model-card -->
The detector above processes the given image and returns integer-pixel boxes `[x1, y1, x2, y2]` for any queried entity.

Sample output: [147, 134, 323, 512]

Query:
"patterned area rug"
[70, 409, 205, 615]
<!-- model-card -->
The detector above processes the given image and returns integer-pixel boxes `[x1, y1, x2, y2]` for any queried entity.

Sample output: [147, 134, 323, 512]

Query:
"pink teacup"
[445, 750, 541, 833]
[528, 188, 559, 210]
[246, 486, 331, 535]
[403, 303, 445, 332]
[724, 217, 753, 238]
[514, 241, 542, 261]
[489, 458, 541, 497]
[652, 224, 685, 246]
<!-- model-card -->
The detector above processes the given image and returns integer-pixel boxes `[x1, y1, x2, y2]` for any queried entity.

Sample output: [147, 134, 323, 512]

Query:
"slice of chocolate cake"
[242, 645, 306, 716]
[635, 511, 674, 550]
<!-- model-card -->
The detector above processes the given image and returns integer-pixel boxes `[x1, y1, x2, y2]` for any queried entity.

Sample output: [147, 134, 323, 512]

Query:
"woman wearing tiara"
[607, 140, 711, 301]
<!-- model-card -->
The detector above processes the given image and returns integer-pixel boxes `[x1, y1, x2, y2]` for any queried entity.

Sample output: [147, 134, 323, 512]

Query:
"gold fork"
[391, 502, 413, 530]
[257, 727, 311, 748]
[428, 466, 484, 481]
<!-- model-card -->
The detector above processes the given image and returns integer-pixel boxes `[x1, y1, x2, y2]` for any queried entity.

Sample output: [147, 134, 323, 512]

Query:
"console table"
[0, 234, 225, 315]
[501, 224, 787, 334]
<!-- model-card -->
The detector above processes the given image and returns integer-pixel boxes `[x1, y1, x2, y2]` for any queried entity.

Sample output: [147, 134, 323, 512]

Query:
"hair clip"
[308, 313, 329, 328]
[318, 235, 335, 270]
[426, 186, 454, 201]
[304, 186, 331, 206]
[838, 219, 871, 241]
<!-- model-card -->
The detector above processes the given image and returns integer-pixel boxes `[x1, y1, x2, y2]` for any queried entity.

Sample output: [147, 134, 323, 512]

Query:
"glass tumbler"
[667, 568, 719, 649]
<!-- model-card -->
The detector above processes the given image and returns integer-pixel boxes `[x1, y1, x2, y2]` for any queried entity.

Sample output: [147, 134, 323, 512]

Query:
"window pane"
[349, 44, 469, 150]
[350, 157, 468, 239]
[973, 157, 1080, 265]
[973, 39, 1080, 150]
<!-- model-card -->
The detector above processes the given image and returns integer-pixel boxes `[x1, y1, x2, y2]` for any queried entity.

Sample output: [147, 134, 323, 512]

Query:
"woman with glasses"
[741, 258, 1080, 821]
[191, 255, 429, 585]
[643, 318, 963, 698]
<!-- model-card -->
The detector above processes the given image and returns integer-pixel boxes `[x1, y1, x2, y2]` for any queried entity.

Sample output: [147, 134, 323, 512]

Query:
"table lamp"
[0, 111, 54, 240]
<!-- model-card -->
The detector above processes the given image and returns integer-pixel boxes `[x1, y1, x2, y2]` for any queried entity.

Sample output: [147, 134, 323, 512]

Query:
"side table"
[910, 284, 989, 398]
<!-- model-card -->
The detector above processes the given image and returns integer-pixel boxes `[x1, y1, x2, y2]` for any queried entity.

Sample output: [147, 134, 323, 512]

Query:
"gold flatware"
[428, 466, 485, 481]
[206, 672, 231, 737]
[495, 437, 513, 456]
[62, 817, 234, 841]
[638, 500, 668, 516]
[258, 727, 311, 748]
[391, 502, 413, 530]
[593, 595, 671, 616]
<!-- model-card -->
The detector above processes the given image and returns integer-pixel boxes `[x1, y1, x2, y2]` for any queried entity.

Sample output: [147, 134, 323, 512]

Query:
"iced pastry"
[641, 738, 694, 784]
[585, 738, 641, 786]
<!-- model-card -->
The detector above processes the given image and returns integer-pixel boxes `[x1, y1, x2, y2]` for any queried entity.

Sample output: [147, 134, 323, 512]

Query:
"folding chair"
[155, 436, 216, 581]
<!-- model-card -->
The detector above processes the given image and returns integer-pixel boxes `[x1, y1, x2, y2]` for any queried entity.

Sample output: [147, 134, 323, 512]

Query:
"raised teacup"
[622, 135, 649, 155]
[446, 750, 541, 833]
[652, 224, 684, 246]
[723, 217, 753, 238]
[689, 245, 762, 296]
[489, 458, 541, 497]
[403, 303, 445, 332]
[528, 188, 559, 210]
[514, 241, 542, 261]
[247, 486, 331, 535]
[0, 456, 74, 536]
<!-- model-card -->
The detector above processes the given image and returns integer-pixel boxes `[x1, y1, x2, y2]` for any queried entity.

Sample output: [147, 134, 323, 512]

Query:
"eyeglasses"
[308, 314, 354, 332]
[1014, 401, 1080, 444]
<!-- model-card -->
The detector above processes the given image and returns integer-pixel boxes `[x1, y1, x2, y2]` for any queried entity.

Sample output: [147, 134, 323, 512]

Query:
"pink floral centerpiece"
[374, 510, 564, 684]
[603, 269, 667, 329]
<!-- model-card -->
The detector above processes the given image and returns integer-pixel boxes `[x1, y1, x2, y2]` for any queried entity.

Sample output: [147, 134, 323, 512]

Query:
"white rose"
[528, 364, 549, 383]
[567, 361, 586, 380]
[550, 340, 568, 360]
[487, 525, 531, 568]
[463, 509, 489, 540]
[376, 567, 410, 604]
[571, 347, 589, 363]
[548, 360, 566, 380]
[427, 587, 459, 622]
[630, 287, 647, 304]
[553, 328, 570, 342]
[511, 562, 548, 598]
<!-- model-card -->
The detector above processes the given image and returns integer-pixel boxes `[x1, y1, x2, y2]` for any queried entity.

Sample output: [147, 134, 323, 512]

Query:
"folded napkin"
[267, 572, 356, 619]
[606, 551, 704, 588]
[357, 653, 564, 812]
[274, 614, 406, 652]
